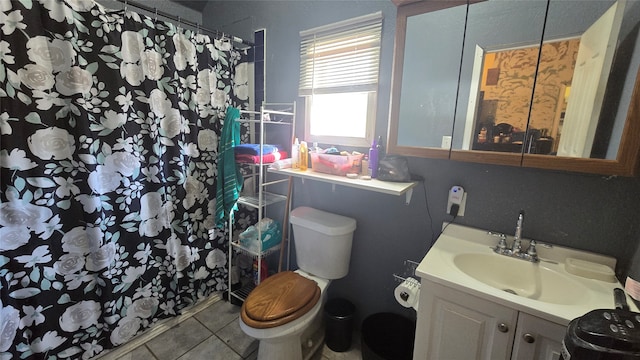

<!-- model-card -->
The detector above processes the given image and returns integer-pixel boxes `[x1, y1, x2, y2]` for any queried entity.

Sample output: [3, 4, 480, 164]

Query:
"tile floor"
[95, 295, 362, 360]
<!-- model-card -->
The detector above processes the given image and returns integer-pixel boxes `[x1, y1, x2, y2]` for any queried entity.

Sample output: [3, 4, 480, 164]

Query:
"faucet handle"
[488, 232, 508, 252]
[526, 240, 538, 261]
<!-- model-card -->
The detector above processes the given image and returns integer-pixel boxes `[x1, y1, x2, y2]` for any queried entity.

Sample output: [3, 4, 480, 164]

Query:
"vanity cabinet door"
[414, 280, 518, 360]
[511, 313, 566, 360]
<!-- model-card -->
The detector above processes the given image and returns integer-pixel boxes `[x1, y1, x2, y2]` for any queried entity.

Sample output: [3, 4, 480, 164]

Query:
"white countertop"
[416, 223, 637, 326]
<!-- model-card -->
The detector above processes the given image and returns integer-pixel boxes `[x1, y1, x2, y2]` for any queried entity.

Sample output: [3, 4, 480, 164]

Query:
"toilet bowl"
[238, 207, 356, 360]
[239, 270, 330, 360]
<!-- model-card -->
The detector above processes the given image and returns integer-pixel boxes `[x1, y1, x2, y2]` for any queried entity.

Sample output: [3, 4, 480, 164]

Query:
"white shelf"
[228, 102, 295, 302]
[230, 281, 255, 303]
[238, 192, 288, 208]
[237, 119, 293, 125]
[231, 240, 281, 257]
[268, 168, 418, 204]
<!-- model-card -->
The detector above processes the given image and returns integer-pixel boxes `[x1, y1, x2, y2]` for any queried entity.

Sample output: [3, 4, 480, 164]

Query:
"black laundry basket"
[324, 298, 356, 352]
[361, 312, 415, 360]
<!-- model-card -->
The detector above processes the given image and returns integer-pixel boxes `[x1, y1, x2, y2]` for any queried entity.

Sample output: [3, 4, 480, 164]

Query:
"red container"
[253, 259, 268, 285]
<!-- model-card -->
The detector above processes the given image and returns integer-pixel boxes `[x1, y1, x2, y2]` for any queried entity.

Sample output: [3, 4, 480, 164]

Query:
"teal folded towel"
[215, 107, 243, 228]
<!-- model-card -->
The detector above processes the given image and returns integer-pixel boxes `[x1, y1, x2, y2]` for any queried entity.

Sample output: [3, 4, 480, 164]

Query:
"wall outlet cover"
[447, 186, 466, 216]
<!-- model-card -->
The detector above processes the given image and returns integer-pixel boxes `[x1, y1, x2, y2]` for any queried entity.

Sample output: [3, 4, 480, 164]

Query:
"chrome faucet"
[490, 210, 538, 262]
[512, 210, 524, 255]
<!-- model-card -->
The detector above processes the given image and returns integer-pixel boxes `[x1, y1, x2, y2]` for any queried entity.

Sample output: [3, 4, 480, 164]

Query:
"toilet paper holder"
[393, 260, 419, 283]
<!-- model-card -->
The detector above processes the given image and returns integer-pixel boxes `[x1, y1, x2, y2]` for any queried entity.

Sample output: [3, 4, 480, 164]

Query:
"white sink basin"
[416, 224, 633, 324]
[453, 253, 588, 305]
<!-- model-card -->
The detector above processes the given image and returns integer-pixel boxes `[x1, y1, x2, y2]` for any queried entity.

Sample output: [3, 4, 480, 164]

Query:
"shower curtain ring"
[124, 0, 128, 12]
[154, 7, 158, 22]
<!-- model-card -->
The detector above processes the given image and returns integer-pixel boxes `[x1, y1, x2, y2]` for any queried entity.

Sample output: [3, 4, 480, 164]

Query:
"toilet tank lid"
[290, 207, 356, 236]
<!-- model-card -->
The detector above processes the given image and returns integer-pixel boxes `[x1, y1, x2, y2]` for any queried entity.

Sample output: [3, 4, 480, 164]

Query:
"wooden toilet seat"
[241, 271, 321, 329]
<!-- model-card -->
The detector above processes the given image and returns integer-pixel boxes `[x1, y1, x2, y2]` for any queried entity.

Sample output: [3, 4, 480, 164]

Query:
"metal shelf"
[393, 259, 420, 283]
[237, 119, 293, 125]
[231, 240, 281, 258]
[229, 281, 256, 302]
[237, 192, 287, 209]
[228, 102, 295, 303]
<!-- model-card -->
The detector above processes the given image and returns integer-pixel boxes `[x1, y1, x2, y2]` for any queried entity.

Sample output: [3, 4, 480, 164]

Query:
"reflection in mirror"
[524, 38, 579, 155]
[452, 0, 548, 157]
[532, 0, 638, 160]
[470, 40, 577, 154]
[451, 0, 640, 160]
[392, 1, 468, 154]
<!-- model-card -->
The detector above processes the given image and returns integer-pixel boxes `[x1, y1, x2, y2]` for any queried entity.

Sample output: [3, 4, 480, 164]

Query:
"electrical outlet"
[447, 186, 467, 217]
[441, 136, 452, 149]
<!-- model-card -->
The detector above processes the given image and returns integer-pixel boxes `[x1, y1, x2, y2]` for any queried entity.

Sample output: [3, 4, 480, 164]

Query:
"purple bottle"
[368, 137, 379, 178]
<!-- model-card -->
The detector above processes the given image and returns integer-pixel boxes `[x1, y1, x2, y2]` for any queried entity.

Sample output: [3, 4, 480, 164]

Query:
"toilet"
[239, 206, 357, 360]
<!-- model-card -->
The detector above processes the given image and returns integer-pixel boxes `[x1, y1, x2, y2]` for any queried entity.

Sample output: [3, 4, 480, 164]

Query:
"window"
[299, 12, 382, 147]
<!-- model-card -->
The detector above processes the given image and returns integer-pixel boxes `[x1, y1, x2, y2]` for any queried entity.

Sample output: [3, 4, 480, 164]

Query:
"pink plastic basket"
[310, 153, 363, 176]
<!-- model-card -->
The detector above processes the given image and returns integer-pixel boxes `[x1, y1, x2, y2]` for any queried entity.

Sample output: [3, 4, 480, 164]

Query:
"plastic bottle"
[292, 138, 300, 169]
[368, 137, 379, 178]
[361, 155, 370, 176]
[299, 141, 309, 171]
[253, 258, 268, 285]
[376, 136, 384, 158]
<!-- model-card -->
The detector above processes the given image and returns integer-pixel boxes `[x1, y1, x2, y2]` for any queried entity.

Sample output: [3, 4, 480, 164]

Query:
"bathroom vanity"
[414, 224, 636, 360]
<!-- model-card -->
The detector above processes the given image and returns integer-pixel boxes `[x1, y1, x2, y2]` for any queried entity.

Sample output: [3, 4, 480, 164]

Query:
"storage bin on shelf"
[310, 153, 363, 176]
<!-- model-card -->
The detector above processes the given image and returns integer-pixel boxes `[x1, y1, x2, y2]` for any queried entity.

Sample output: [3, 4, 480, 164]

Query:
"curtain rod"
[114, 0, 254, 47]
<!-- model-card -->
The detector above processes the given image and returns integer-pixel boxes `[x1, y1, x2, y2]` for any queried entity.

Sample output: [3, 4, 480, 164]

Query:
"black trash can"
[361, 312, 415, 360]
[324, 298, 356, 352]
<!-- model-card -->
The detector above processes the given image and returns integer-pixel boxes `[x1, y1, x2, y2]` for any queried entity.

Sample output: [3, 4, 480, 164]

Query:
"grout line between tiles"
[144, 344, 162, 360]
[191, 306, 258, 360]
[93, 293, 222, 360]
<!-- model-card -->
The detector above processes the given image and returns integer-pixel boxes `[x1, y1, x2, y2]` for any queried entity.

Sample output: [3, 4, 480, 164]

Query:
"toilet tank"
[289, 207, 357, 280]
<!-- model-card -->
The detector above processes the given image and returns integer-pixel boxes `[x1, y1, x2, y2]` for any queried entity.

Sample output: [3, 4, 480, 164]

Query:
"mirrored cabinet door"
[528, 1, 620, 159]
[387, 1, 468, 159]
[450, 0, 547, 166]
[522, 0, 640, 174]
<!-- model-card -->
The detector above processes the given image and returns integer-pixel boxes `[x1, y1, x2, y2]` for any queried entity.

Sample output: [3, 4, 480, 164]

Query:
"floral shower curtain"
[0, 0, 253, 358]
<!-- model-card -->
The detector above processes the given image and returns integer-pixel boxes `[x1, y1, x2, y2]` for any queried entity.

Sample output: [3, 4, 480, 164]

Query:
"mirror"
[391, 1, 468, 159]
[534, 0, 637, 160]
[388, 0, 640, 175]
[452, 0, 548, 167]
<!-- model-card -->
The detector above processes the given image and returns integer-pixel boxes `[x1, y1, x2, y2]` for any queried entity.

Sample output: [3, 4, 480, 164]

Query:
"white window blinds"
[299, 12, 383, 96]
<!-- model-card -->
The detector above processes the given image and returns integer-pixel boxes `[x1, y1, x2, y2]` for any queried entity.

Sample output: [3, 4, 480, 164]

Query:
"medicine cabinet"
[387, 0, 640, 176]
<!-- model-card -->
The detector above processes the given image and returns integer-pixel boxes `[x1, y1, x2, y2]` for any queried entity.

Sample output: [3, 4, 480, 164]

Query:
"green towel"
[215, 107, 243, 228]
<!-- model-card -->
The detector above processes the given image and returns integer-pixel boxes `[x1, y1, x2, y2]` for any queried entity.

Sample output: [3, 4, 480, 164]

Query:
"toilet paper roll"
[394, 277, 421, 310]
